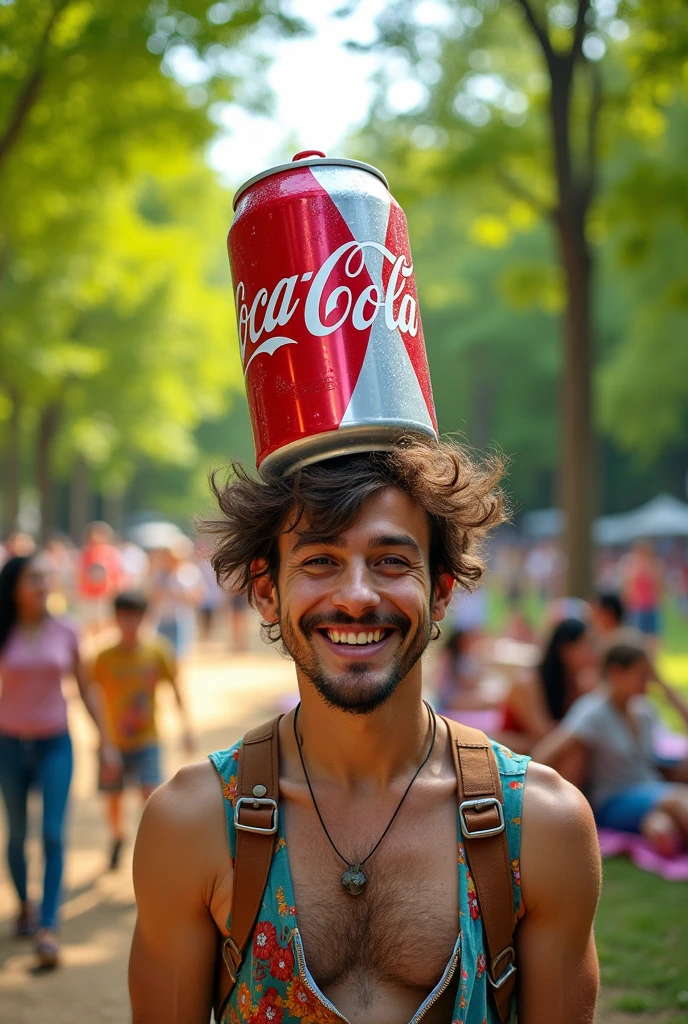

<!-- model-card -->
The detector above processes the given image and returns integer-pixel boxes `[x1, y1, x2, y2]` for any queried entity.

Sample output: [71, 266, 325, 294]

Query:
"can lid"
[232, 152, 389, 209]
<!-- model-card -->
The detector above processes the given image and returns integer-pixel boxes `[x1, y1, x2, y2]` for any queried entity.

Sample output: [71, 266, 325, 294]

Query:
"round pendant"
[341, 864, 367, 896]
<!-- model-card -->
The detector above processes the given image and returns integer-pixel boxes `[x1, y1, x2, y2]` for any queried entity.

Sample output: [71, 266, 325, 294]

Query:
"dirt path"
[0, 642, 296, 1023]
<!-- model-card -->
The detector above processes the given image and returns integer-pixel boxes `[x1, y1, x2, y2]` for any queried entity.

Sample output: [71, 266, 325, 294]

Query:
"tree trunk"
[549, 59, 595, 598]
[556, 210, 594, 597]
[2, 388, 22, 536]
[36, 402, 61, 543]
[69, 455, 90, 542]
[102, 490, 125, 535]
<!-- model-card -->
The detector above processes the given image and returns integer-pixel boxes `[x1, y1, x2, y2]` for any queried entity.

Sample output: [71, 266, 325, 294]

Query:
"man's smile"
[312, 626, 400, 658]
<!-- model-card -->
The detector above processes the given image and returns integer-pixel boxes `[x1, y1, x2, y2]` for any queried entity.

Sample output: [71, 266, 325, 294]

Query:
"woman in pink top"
[0, 555, 118, 969]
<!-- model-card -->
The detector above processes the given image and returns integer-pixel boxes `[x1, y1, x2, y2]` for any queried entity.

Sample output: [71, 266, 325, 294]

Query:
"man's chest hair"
[291, 844, 459, 993]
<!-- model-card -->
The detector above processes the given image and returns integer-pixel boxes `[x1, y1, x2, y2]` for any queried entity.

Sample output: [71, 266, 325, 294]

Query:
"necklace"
[293, 700, 437, 896]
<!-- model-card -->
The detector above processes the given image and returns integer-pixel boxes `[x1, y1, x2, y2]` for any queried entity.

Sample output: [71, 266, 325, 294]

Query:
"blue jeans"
[0, 731, 73, 929]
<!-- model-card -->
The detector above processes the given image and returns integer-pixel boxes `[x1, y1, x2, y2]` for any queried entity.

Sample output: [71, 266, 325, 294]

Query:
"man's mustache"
[300, 610, 412, 639]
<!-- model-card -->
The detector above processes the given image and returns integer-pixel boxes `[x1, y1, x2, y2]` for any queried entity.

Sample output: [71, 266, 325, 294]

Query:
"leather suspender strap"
[443, 717, 517, 1024]
[215, 715, 281, 1022]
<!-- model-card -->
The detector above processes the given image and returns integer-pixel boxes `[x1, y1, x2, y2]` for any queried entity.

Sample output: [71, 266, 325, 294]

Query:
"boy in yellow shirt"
[91, 591, 194, 869]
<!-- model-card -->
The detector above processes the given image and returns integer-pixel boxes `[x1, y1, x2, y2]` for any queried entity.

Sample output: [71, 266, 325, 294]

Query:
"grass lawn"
[596, 858, 688, 1022]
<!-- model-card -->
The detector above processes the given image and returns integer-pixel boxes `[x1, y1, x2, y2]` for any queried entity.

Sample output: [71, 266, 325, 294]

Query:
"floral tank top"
[209, 736, 529, 1024]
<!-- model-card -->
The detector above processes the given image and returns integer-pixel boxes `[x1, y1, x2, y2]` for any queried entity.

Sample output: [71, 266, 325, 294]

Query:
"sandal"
[14, 905, 37, 938]
[35, 931, 60, 970]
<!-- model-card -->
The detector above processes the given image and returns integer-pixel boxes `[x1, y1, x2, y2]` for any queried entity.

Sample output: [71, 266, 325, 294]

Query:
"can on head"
[228, 151, 438, 478]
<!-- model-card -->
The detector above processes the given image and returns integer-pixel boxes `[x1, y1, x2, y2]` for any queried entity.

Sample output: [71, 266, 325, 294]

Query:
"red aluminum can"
[228, 151, 438, 478]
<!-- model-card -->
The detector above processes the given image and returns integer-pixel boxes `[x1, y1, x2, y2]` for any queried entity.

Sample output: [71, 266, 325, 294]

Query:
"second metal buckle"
[234, 796, 278, 835]
[459, 797, 505, 839]
[222, 935, 242, 984]
[488, 946, 517, 989]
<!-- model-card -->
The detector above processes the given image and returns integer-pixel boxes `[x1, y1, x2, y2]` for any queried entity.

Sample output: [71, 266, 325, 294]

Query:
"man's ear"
[431, 571, 455, 623]
[251, 559, 279, 623]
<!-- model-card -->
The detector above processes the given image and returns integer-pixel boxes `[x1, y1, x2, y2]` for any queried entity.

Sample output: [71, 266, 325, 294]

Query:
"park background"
[1, 1, 687, 1021]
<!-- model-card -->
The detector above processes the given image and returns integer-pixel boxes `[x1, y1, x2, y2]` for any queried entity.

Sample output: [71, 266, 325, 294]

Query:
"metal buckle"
[488, 946, 517, 989]
[459, 797, 505, 839]
[222, 936, 242, 985]
[234, 796, 278, 835]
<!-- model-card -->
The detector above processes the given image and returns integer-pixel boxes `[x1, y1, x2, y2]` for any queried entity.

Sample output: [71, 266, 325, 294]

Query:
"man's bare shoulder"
[135, 761, 229, 884]
[520, 761, 601, 915]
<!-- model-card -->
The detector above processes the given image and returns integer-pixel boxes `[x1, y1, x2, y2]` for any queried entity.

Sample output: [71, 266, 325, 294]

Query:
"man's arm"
[129, 761, 230, 1024]
[516, 762, 602, 1024]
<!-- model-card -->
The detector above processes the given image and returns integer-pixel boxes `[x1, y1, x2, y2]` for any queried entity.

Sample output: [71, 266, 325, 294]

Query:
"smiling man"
[129, 439, 601, 1024]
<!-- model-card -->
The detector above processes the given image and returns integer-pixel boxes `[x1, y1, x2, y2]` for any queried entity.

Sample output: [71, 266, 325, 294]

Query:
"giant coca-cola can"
[228, 151, 438, 478]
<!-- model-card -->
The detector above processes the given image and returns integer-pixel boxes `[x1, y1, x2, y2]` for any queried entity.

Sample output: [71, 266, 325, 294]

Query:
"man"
[77, 521, 122, 637]
[533, 638, 688, 856]
[589, 591, 625, 638]
[91, 591, 194, 870]
[129, 439, 600, 1023]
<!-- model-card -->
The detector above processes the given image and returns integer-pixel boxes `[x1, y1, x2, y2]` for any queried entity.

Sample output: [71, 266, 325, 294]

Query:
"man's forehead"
[280, 486, 431, 552]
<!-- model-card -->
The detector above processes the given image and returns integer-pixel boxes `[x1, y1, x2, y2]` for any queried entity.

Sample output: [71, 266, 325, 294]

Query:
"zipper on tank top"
[292, 928, 462, 1024]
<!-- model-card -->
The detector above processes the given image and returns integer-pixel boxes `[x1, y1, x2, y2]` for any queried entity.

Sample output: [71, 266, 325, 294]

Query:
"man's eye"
[304, 557, 334, 567]
[378, 557, 407, 567]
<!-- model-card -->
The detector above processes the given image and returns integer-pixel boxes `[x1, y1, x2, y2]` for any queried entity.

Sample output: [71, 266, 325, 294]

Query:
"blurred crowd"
[436, 539, 688, 862]
[0, 520, 248, 969]
[0, 522, 249, 655]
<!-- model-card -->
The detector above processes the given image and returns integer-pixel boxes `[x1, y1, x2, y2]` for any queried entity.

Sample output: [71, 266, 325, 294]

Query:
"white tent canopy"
[522, 494, 688, 544]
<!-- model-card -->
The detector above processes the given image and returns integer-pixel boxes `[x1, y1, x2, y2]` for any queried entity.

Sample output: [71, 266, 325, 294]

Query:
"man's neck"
[292, 666, 431, 792]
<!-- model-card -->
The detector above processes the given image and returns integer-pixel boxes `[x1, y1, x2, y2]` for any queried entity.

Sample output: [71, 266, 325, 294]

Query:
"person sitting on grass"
[497, 618, 596, 754]
[90, 591, 195, 870]
[532, 638, 688, 857]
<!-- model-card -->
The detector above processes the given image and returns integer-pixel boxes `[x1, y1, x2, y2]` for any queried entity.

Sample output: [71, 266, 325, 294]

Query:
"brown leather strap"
[214, 715, 281, 1022]
[443, 717, 517, 1024]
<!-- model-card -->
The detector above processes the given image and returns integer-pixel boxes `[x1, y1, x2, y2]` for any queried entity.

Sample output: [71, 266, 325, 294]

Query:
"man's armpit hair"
[197, 436, 507, 613]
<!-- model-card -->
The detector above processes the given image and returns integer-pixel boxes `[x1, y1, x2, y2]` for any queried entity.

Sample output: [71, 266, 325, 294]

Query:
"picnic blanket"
[597, 828, 688, 881]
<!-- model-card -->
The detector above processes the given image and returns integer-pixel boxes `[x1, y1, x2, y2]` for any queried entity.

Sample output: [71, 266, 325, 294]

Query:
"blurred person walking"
[90, 591, 194, 870]
[621, 541, 663, 648]
[148, 539, 204, 658]
[498, 618, 596, 753]
[43, 533, 77, 617]
[196, 540, 224, 641]
[77, 522, 122, 638]
[534, 639, 688, 857]
[118, 538, 149, 591]
[0, 555, 119, 968]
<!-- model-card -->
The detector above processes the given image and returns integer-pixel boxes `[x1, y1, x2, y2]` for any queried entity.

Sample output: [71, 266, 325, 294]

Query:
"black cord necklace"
[293, 700, 437, 896]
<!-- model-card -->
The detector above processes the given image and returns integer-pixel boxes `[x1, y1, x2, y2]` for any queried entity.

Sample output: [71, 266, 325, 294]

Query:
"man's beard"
[280, 606, 433, 715]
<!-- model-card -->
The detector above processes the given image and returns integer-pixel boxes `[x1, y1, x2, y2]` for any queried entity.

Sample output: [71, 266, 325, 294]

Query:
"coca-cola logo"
[235, 240, 418, 374]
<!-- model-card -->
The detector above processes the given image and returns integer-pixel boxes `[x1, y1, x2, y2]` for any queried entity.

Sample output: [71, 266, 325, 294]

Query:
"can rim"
[232, 156, 389, 210]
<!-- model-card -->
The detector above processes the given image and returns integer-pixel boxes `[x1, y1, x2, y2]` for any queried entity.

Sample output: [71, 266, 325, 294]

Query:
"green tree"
[0, 0, 302, 536]
[357, 0, 688, 592]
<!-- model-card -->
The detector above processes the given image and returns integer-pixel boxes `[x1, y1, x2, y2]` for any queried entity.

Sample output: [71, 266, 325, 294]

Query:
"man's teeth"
[326, 629, 384, 645]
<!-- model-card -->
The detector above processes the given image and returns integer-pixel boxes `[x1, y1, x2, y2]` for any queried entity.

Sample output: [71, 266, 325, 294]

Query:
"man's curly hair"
[199, 436, 506, 640]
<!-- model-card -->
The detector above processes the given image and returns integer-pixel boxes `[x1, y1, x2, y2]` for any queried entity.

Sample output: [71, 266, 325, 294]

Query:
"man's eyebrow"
[292, 533, 346, 553]
[368, 534, 423, 557]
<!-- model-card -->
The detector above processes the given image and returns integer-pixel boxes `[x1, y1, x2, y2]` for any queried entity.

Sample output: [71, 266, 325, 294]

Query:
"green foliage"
[0, 0, 303, 526]
[352, 0, 688, 508]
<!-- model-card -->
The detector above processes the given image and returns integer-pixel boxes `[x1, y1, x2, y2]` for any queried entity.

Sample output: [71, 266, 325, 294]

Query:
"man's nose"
[331, 561, 381, 617]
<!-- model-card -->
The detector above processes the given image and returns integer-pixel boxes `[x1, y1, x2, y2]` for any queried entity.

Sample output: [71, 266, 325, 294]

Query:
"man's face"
[262, 487, 452, 715]
[609, 657, 651, 700]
